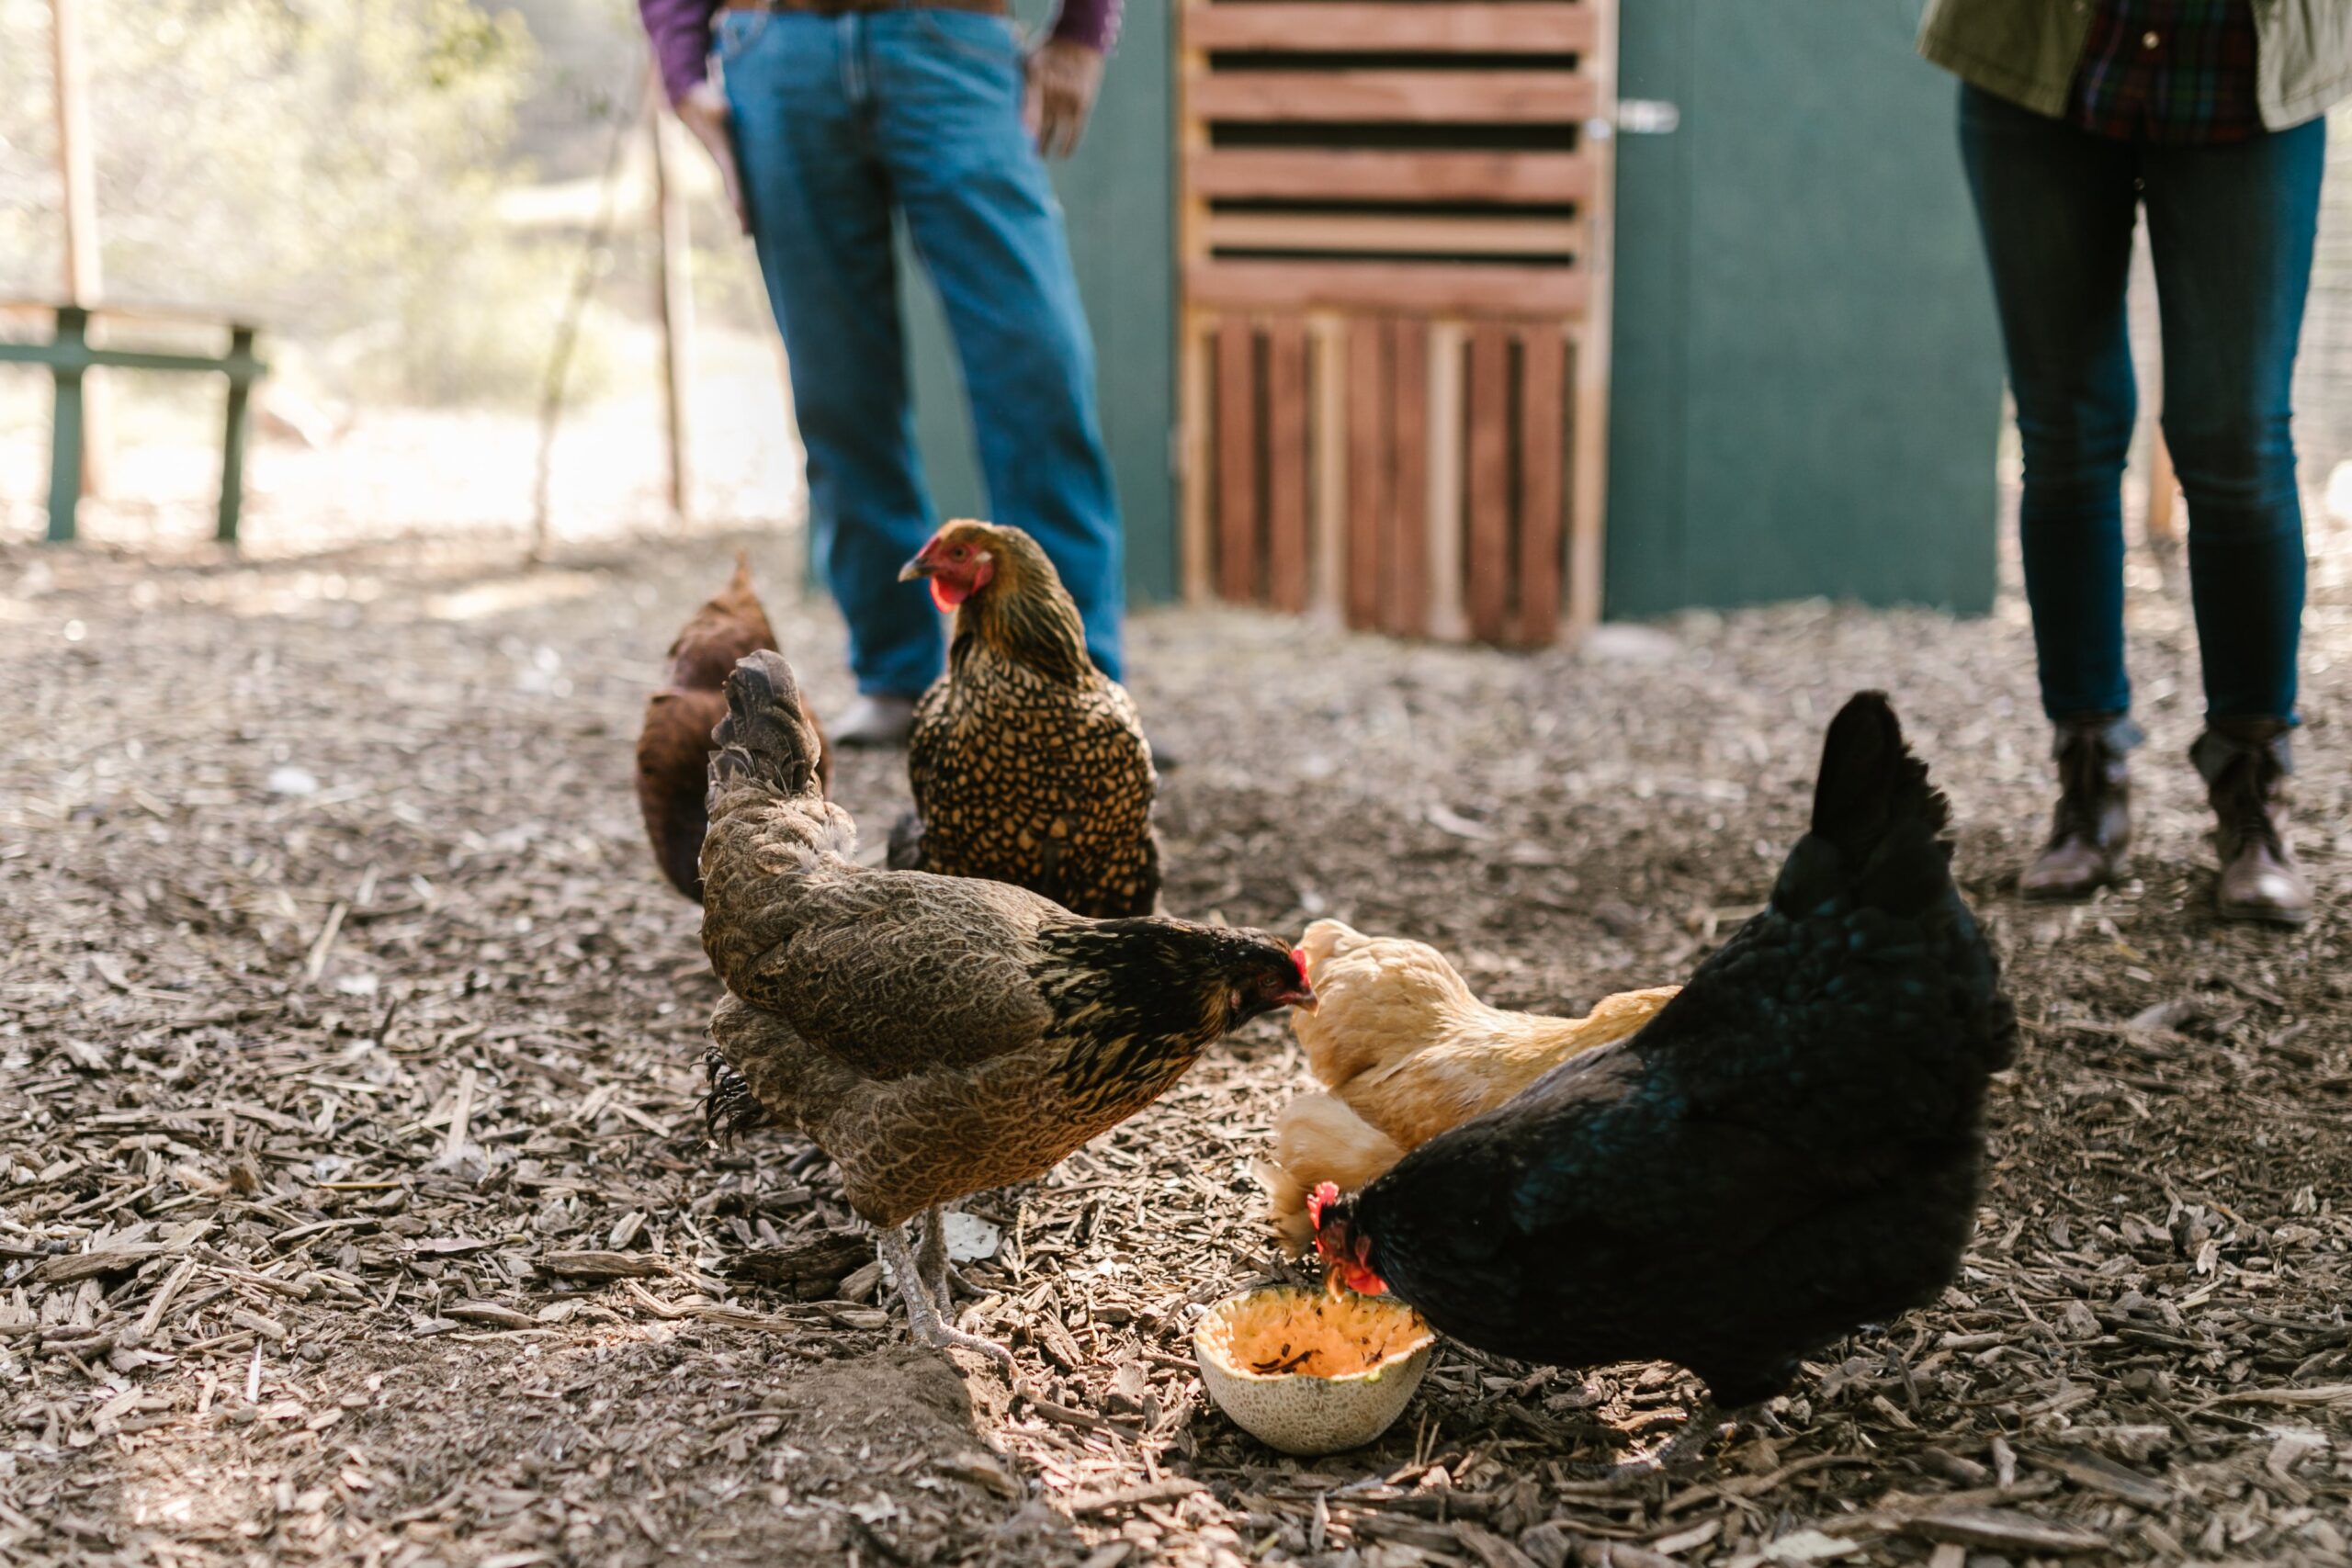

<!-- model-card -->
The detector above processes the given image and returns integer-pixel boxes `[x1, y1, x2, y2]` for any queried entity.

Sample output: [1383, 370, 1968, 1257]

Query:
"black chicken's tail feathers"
[712, 650, 825, 801]
[1809, 691, 1951, 864]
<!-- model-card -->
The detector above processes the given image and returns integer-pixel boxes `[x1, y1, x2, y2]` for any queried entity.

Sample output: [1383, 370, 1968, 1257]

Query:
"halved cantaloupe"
[1193, 1286, 1435, 1455]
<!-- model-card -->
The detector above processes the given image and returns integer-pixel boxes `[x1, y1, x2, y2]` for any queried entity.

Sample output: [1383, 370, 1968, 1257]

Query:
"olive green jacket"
[1917, 0, 2352, 130]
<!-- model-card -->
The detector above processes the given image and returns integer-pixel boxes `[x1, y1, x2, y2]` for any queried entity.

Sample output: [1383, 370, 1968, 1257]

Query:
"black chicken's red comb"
[1307, 1181, 1340, 1228]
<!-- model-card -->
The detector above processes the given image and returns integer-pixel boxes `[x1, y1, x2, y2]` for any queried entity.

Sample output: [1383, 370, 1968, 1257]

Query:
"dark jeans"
[720, 7, 1125, 694]
[1957, 83, 2324, 725]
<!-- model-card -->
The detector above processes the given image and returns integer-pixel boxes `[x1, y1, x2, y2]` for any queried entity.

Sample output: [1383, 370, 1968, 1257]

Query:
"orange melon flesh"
[1196, 1289, 1430, 1382]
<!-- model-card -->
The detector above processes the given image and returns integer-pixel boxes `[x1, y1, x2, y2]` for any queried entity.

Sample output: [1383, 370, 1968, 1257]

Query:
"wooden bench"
[0, 301, 267, 544]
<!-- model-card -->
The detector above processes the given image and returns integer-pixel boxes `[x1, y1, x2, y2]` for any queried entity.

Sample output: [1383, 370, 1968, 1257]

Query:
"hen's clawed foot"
[880, 1222, 1012, 1371]
[914, 1207, 979, 1308]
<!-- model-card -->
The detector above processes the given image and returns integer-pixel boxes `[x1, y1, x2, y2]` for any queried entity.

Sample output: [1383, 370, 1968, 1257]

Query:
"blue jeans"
[720, 7, 1125, 694]
[1957, 84, 2322, 725]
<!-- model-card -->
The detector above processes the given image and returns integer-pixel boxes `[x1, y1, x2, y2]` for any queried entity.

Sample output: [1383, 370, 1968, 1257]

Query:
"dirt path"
[4, 530, 2350, 1567]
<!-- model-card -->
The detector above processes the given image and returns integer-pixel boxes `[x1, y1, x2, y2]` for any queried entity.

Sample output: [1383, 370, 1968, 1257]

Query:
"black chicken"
[1310, 692, 2016, 1428]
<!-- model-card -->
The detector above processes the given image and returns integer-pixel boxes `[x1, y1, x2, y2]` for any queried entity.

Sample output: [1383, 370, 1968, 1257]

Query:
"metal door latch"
[1586, 99, 1681, 141]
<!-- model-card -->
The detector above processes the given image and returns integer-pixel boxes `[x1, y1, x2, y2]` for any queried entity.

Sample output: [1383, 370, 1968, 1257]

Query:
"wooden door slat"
[1215, 318, 1260, 604]
[1464, 324, 1512, 643]
[1180, 323, 1213, 602]
[1344, 316, 1387, 631]
[1385, 318, 1430, 638]
[1310, 316, 1347, 617]
[1424, 322, 1468, 641]
[1188, 70, 1596, 125]
[1189, 149, 1593, 205]
[1188, 3, 1597, 53]
[1190, 260, 1589, 318]
[1265, 319, 1311, 613]
[1517, 328, 1567, 646]
[1204, 211, 1585, 258]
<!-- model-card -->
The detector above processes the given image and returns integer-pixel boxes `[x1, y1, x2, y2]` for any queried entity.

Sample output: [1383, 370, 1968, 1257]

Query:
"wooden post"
[2146, 423, 2179, 547]
[1564, 0, 1620, 643]
[51, 0, 107, 498]
[1307, 314, 1346, 622]
[650, 70, 694, 521]
[1424, 320, 1467, 641]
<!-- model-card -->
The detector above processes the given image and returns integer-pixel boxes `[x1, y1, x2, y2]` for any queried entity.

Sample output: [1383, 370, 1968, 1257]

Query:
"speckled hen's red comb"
[1291, 946, 1310, 986]
[1307, 1181, 1340, 1228]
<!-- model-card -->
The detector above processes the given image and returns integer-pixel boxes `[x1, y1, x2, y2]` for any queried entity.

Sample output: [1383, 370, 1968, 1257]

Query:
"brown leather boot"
[2193, 720, 2312, 926]
[2020, 716, 2141, 900]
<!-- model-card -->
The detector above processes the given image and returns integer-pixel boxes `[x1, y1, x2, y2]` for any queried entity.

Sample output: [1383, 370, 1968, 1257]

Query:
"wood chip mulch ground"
[5, 523, 2350, 1567]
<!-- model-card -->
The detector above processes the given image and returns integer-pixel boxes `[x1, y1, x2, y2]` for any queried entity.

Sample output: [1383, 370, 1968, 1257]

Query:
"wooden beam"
[1308, 314, 1346, 620]
[1344, 316, 1386, 631]
[1563, 1, 1619, 643]
[1188, 3, 1597, 53]
[1385, 319, 1429, 638]
[1424, 321, 1466, 642]
[1191, 260, 1589, 318]
[1188, 70, 1596, 125]
[1180, 320, 1213, 602]
[650, 73, 694, 522]
[1517, 327, 1567, 647]
[1175, 0, 1214, 601]
[1204, 210, 1584, 258]
[1190, 149, 1593, 204]
[1265, 318, 1310, 613]
[1464, 323, 1511, 643]
[1215, 318, 1260, 604]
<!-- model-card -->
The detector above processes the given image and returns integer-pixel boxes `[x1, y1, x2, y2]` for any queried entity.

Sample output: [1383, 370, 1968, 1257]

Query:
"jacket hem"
[1917, 29, 2072, 119]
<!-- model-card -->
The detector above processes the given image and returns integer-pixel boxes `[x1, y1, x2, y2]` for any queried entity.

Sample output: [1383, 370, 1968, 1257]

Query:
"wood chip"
[1900, 1506, 2109, 1554]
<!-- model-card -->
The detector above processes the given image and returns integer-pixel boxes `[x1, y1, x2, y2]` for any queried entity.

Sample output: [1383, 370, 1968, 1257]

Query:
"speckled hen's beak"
[1284, 983, 1318, 1014]
[896, 554, 931, 582]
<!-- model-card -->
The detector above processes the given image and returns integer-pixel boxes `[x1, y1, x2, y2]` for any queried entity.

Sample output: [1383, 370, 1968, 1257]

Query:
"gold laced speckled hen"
[698, 649, 1314, 1367]
[888, 520, 1159, 917]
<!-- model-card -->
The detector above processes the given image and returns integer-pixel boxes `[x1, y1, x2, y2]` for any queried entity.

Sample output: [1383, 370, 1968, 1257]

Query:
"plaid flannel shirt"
[2069, 0, 2263, 143]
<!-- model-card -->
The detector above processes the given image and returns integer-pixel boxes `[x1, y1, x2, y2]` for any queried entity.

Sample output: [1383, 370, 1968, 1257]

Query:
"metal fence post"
[218, 325, 256, 545]
[46, 305, 87, 544]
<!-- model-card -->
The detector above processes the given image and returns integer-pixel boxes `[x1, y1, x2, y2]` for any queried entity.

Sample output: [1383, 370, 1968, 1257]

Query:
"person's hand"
[674, 79, 749, 234]
[1023, 38, 1104, 159]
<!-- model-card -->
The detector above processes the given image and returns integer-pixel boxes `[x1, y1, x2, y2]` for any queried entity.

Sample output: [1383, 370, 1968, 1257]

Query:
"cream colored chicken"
[1259, 919, 1679, 1253]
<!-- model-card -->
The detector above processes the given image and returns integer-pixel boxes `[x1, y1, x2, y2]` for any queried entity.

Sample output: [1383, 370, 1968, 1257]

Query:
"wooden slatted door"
[1177, 0, 1616, 648]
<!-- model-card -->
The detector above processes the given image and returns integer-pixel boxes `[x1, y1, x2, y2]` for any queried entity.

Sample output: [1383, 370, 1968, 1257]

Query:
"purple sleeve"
[1049, 0, 1122, 52]
[641, 0, 718, 104]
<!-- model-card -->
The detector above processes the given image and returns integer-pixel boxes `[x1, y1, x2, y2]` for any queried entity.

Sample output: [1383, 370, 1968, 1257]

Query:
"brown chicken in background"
[889, 520, 1159, 917]
[634, 551, 829, 901]
[1257, 919, 1679, 1253]
[699, 649, 1313, 1366]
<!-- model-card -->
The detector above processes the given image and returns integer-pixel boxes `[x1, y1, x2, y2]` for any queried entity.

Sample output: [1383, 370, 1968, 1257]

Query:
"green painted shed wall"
[1604, 1, 2006, 618]
[899, 1, 1177, 604]
[895, 3, 1998, 617]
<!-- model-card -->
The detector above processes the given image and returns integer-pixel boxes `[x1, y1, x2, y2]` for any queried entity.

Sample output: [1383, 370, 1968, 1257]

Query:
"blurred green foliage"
[0, 0, 642, 406]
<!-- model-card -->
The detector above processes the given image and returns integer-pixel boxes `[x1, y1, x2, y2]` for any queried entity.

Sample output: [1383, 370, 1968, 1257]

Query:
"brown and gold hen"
[1258, 919, 1678, 1253]
[700, 649, 1313, 1365]
[635, 552, 829, 901]
[889, 520, 1159, 917]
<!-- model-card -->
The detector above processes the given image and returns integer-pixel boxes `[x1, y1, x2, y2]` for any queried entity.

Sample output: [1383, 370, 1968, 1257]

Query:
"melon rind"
[1193, 1286, 1435, 1456]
